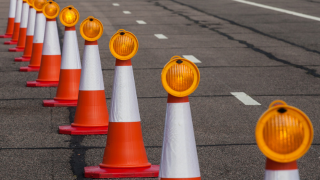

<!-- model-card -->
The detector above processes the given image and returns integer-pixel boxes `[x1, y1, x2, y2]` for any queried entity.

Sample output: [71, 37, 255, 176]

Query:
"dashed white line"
[182, 55, 202, 63]
[112, 3, 119, 6]
[154, 34, 168, 39]
[231, 92, 261, 105]
[233, 0, 320, 22]
[136, 20, 147, 24]
[123, 11, 131, 14]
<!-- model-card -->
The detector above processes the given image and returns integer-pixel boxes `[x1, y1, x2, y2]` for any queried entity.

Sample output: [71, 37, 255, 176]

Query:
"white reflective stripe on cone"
[159, 102, 201, 178]
[26, 8, 36, 36]
[33, 13, 46, 43]
[79, 45, 104, 91]
[20, 2, 29, 28]
[265, 170, 299, 180]
[61, 30, 81, 69]
[109, 65, 141, 123]
[42, 21, 61, 55]
[8, 0, 16, 18]
[14, 0, 22, 23]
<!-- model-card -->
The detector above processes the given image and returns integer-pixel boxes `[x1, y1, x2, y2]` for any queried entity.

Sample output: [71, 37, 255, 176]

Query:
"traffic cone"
[0, 0, 16, 38]
[20, 10, 46, 71]
[43, 26, 81, 107]
[15, 4, 36, 61]
[59, 40, 108, 134]
[26, 18, 61, 87]
[158, 94, 201, 180]
[9, 0, 29, 52]
[4, 0, 22, 45]
[84, 59, 159, 178]
[264, 158, 299, 180]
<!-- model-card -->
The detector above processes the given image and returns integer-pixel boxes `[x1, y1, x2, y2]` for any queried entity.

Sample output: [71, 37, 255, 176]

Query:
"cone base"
[0, 34, 12, 38]
[20, 66, 40, 72]
[84, 165, 159, 178]
[26, 81, 59, 87]
[15, 57, 31, 62]
[9, 47, 24, 52]
[43, 99, 77, 107]
[59, 125, 108, 135]
[4, 40, 17, 45]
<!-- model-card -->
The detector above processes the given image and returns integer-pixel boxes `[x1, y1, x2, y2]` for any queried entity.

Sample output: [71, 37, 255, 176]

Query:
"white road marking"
[182, 55, 202, 63]
[154, 34, 168, 39]
[231, 92, 261, 105]
[123, 11, 131, 14]
[136, 20, 147, 24]
[112, 3, 119, 6]
[233, 0, 320, 22]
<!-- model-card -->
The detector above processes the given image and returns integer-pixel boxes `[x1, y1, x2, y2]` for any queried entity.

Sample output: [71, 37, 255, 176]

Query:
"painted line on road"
[233, 0, 320, 22]
[136, 20, 147, 24]
[123, 11, 131, 14]
[154, 34, 168, 39]
[231, 92, 261, 105]
[112, 3, 119, 6]
[183, 55, 202, 63]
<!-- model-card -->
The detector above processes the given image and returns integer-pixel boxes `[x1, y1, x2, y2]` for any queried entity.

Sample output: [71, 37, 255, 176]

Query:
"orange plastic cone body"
[36, 55, 61, 82]
[15, 6, 36, 61]
[0, 0, 16, 38]
[59, 40, 108, 134]
[20, 11, 46, 71]
[26, 19, 61, 87]
[9, 1, 29, 51]
[4, 0, 22, 44]
[100, 122, 150, 168]
[54, 70, 81, 100]
[73, 91, 108, 127]
[0, 18, 15, 38]
[84, 59, 159, 178]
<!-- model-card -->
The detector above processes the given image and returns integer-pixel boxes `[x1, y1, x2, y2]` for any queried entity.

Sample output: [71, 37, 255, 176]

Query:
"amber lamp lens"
[113, 34, 135, 56]
[83, 20, 100, 38]
[44, 3, 58, 16]
[28, 0, 34, 5]
[34, 0, 46, 10]
[263, 113, 304, 154]
[166, 63, 194, 92]
[62, 9, 77, 24]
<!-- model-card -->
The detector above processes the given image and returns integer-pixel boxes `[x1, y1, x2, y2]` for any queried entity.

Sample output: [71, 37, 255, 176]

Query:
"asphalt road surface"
[1, 0, 320, 179]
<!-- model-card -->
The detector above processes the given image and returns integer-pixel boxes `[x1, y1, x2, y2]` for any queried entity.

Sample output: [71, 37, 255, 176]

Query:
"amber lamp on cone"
[109, 29, 139, 60]
[42, 0, 60, 19]
[33, 0, 47, 11]
[59, 5, 79, 27]
[80, 16, 103, 41]
[256, 100, 313, 163]
[161, 56, 200, 97]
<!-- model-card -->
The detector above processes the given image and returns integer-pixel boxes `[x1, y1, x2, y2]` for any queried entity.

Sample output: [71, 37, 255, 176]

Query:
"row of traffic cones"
[0, 1, 312, 180]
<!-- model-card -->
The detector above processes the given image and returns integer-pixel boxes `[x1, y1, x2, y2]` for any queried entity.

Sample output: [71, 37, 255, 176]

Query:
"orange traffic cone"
[9, 0, 29, 52]
[0, 0, 16, 38]
[4, 0, 22, 45]
[158, 94, 201, 180]
[59, 40, 108, 134]
[84, 59, 159, 178]
[43, 6, 81, 107]
[26, 19, 61, 87]
[20, 0, 47, 71]
[15, 2, 36, 61]
[264, 158, 299, 180]
[26, 0, 61, 87]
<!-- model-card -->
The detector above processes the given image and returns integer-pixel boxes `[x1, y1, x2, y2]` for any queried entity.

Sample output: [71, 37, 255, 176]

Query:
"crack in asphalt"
[67, 107, 88, 180]
[152, 0, 320, 78]
[55, 14, 88, 180]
